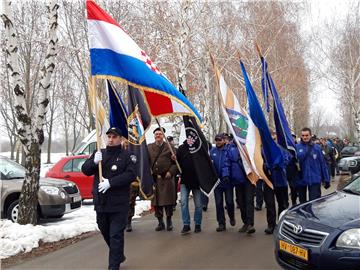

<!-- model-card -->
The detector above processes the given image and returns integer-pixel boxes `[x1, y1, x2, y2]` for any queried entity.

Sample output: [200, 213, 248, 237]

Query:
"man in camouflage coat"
[148, 127, 178, 231]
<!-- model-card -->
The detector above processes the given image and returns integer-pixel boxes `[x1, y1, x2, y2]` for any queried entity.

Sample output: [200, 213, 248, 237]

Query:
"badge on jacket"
[130, 155, 137, 164]
[313, 154, 317, 160]
[111, 165, 117, 171]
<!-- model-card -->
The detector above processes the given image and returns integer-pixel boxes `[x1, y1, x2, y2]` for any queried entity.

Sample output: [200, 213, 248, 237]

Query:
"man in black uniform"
[82, 127, 137, 270]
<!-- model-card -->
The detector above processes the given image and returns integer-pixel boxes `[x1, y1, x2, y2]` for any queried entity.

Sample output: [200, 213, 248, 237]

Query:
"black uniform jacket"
[82, 144, 137, 213]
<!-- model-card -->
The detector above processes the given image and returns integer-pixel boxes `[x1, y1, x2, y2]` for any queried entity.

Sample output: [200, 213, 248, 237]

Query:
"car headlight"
[279, 209, 288, 221]
[336, 228, 360, 249]
[40, 186, 60, 195]
[349, 160, 357, 167]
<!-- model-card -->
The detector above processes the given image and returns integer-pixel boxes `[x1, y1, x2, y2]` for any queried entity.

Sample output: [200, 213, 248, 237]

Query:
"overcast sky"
[0, 0, 355, 144]
[301, 0, 352, 124]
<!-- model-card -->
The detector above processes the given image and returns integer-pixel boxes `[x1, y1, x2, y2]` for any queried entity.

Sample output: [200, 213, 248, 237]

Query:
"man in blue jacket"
[296, 127, 330, 203]
[224, 140, 255, 234]
[210, 133, 235, 232]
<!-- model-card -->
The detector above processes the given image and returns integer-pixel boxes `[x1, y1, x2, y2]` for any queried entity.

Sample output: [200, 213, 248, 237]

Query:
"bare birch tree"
[1, 0, 59, 225]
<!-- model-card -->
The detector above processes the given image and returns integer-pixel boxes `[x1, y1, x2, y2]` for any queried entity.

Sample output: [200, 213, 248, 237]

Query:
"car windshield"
[72, 141, 87, 155]
[342, 146, 359, 153]
[342, 176, 360, 195]
[0, 158, 25, 180]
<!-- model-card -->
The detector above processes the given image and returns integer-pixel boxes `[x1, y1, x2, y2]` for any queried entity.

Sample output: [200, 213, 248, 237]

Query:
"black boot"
[126, 217, 132, 232]
[181, 225, 191, 235]
[155, 218, 165, 231]
[166, 216, 173, 231]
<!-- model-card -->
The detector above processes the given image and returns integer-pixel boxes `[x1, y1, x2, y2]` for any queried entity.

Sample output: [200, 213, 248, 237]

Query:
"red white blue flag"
[86, 1, 202, 122]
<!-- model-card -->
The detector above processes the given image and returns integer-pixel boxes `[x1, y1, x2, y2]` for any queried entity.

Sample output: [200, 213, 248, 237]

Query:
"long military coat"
[148, 142, 178, 206]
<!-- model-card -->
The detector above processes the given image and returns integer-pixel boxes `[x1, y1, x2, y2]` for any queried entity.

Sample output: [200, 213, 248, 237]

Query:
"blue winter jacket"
[223, 143, 247, 185]
[296, 141, 330, 186]
[269, 145, 292, 187]
[210, 146, 231, 189]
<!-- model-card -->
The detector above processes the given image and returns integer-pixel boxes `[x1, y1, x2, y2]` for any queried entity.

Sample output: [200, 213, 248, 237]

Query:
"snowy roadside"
[0, 200, 151, 259]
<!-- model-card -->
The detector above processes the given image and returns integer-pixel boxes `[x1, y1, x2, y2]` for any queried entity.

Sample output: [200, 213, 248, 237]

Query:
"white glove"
[98, 177, 110, 193]
[94, 151, 102, 165]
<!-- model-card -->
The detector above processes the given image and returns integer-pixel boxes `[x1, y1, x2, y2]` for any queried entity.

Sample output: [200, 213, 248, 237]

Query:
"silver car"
[0, 156, 82, 222]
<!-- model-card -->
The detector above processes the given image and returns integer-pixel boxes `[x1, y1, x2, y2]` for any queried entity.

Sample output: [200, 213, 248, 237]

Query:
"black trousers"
[274, 186, 289, 217]
[214, 186, 235, 225]
[297, 184, 321, 204]
[155, 205, 173, 219]
[255, 180, 264, 208]
[263, 183, 276, 228]
[96, 211, 127, 270]
[289, 185, 298, 205]
[235, 182, 255, 226]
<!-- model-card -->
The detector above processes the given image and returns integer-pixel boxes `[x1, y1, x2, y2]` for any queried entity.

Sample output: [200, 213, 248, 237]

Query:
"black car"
[274, 175, 360, 270]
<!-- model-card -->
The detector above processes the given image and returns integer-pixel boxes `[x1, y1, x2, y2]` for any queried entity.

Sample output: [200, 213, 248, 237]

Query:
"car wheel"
[7, 200, 40, 223]
[7, 200, 20, 222]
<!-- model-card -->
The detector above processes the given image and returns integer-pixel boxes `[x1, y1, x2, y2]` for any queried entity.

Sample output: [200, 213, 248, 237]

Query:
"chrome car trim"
[280, 220, 330, 247]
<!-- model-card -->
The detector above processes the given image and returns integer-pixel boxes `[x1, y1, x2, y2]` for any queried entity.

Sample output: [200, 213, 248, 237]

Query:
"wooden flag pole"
[90, 76, 103, 181]
[154, 117, 182, 174]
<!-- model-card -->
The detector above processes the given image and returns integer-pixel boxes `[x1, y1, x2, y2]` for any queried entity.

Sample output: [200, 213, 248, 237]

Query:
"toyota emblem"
[293, 224, 303, 234]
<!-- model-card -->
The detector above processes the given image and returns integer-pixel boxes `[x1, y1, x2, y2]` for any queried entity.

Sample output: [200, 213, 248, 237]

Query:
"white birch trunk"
[171, 0, 191, 147]
[1, 0, 59, 225]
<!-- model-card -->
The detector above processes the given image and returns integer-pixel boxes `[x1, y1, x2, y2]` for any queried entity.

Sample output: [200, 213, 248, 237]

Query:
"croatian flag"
[86, 0, 202, 122]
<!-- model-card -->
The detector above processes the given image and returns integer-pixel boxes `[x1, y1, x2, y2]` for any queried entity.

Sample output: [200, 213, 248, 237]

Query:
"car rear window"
[63, 159, 87, 173]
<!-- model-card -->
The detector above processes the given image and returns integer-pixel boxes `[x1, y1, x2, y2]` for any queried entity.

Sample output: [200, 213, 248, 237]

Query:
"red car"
[46, 155, 93, 199]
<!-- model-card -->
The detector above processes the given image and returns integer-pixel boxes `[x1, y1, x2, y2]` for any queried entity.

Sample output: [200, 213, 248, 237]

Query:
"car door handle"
[63, 175, 71, 179]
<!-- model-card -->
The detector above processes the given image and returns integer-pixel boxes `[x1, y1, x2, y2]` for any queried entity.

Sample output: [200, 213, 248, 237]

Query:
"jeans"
[96, 211, 127, 270]
[201, 192, 209, 208]
[297, 184, 321, 204]
[180, 184, 202, 225]
[214, 186, 234, 225]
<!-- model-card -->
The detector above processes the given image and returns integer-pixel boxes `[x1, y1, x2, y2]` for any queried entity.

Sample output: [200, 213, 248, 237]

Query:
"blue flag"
[239, 60, 283, 169]
[107, 80, 128, 138]
[260, 57, 297, 159]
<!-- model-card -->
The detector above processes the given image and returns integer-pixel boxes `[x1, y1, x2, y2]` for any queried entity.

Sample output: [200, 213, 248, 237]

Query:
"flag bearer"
[82, 127, 137, 270]
[148, 127, 178, 231]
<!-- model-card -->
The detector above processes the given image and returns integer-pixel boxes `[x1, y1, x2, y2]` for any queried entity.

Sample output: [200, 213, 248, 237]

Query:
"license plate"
[279, 240, 308, 261]
[72, 195, 81, 203]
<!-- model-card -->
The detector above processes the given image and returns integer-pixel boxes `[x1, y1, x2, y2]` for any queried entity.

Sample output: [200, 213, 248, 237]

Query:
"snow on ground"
[0, 200, 151, 259]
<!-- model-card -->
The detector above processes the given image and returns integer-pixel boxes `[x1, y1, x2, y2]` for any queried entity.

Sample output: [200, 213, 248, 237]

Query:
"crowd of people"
[81, 125, 351, 270]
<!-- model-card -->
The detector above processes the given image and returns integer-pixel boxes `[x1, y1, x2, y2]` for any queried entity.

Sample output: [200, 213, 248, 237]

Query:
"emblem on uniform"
[111, 165, 118, 171]
[313, 154, 317, 160]
[130, 155, 137, 164]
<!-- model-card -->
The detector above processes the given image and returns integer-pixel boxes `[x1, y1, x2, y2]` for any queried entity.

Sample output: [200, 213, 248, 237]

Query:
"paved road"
[9, 177, 341, 270]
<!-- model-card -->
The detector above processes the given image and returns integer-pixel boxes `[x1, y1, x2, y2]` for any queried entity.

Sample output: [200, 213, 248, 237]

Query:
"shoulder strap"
[151, 143, 165, 170]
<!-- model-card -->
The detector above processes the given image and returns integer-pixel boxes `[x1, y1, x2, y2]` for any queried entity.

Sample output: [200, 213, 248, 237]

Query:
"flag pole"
[154, 117, 182, 174]
[209, 53, 254, 179]
[90, 76, 103, 181]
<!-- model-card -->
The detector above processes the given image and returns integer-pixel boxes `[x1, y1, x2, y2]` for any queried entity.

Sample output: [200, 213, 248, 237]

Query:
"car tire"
[7, 199, 20, 222]
[7, 200, 40, 223]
